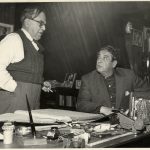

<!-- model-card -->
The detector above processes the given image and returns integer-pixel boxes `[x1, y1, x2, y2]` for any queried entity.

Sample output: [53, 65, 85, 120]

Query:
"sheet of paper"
[0, 113, 57, 123]
[14, 110, 72, 123]
[0, 109, 103, 123]
[25, 109, 103, 121]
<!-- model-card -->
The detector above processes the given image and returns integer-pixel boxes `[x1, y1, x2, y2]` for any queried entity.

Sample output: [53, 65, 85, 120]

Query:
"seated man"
[76, 45, 150, 115]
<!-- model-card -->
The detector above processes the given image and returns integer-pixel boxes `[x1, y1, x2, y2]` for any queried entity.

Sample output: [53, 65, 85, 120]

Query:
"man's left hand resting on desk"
[97, 106, 129, 116]
[100, 106, 113, 115]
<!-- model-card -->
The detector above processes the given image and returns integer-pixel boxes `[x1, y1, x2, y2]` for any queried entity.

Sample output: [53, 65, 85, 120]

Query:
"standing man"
[77, 45, 150, 115]
[0, 6, 47, 114]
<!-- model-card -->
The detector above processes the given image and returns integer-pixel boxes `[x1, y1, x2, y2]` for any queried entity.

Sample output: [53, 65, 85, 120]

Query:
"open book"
[0, 109, 103, 124]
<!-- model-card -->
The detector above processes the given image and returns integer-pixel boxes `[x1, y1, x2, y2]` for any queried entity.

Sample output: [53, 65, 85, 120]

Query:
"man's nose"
[41, 25, 46, 31]
[97, 59, 103, 63]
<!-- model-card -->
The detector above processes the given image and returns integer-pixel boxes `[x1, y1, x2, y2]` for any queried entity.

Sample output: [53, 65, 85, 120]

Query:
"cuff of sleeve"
[3, 79, 17, 92]
[95, 106, 101, 114]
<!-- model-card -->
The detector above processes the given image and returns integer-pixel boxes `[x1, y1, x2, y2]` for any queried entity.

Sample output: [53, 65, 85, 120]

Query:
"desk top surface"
[0, 131, 150, 148]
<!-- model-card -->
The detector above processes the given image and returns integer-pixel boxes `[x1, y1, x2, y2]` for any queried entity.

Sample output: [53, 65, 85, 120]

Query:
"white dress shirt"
[0, 28, 39, 92]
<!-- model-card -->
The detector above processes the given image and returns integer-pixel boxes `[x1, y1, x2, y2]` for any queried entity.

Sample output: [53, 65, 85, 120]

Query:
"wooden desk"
[88, 131, 150, 148]
[0, 136, 63, 148]
[0, 131, 150, 148]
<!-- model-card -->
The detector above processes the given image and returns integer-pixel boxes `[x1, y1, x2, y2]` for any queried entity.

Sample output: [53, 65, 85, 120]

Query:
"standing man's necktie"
[31, 40, 39, 51]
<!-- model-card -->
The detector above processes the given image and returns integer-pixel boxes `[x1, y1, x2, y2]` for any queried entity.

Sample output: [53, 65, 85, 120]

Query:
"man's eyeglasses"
[97, 55, 112, 62]
[29, 18, 46, 28]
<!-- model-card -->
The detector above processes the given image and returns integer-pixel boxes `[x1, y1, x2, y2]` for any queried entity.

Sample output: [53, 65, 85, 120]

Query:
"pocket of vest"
[0, 89, 15, 96]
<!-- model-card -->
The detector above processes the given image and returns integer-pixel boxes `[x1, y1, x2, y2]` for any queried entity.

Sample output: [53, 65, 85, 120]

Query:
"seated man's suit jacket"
[77, 68, 149, 114]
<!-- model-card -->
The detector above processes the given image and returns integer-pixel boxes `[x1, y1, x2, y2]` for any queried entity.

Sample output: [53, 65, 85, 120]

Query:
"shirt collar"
[99, 71, 114, 79]
[21, 28, 34, 42]
[105, 73, 114, 80]
[21, 28, 39, 51]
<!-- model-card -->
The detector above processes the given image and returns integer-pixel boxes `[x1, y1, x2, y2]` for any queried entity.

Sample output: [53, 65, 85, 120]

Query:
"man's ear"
[112, 60, 117, 68]
[24, 18, 30, 27]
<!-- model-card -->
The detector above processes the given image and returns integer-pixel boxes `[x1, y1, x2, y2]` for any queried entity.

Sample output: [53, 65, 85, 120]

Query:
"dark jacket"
[77, 68, 150, 113]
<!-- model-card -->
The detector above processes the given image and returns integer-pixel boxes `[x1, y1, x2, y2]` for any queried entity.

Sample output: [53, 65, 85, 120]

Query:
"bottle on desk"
[2, 121, 14, 144]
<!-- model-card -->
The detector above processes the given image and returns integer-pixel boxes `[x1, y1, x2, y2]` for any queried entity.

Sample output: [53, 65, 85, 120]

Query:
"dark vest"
[7, 30, 44, 84]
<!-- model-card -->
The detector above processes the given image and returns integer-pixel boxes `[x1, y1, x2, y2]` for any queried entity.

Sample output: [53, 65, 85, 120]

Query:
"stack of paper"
[0, 113, 58, 123]
[0, 109, 103, 124]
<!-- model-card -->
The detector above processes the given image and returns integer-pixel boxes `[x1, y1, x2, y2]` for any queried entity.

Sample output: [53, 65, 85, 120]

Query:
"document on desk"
[0, 109, 103, 123]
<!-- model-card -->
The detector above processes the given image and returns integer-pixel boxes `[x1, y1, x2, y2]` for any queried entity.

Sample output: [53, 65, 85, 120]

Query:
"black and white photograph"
[0, 1, 150, 148]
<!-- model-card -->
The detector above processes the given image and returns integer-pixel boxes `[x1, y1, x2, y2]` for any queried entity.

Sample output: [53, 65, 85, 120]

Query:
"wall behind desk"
[41, 2, 130, 81]
[14, 2, 146, 81]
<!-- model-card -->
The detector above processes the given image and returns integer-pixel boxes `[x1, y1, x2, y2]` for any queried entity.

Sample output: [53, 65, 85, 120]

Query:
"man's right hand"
[42, 81, 53, 92]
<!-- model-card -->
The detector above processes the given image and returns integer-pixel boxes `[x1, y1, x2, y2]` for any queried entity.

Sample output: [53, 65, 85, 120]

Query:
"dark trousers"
[0, 81, 41, 114]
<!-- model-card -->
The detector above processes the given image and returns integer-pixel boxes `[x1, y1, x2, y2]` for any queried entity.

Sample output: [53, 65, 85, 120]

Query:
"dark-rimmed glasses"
[29, 18, 46, 28]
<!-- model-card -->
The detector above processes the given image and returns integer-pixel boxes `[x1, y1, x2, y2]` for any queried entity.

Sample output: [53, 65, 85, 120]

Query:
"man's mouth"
[97, 65, 102, 68]
[38, 31, 44, 36]
[39, 33, 42, 36]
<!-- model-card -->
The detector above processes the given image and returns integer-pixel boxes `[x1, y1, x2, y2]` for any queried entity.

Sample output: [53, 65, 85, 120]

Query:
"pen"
[26, 95, 36, 138]
[48, 88, 53, 93]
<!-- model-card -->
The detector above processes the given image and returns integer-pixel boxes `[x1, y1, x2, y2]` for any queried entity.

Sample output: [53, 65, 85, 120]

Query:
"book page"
[14, 109, 72, 123]
[0, 113, 57, 123]
[0, 109, 103, 123]
[16, 109, 103, 121]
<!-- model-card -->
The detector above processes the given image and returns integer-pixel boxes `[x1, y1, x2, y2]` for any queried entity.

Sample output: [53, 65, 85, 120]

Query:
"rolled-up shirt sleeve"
[0, 33, 24, 92]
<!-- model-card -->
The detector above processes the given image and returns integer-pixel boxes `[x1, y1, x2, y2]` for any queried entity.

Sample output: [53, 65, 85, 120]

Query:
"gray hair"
[20, 6, 45, 24]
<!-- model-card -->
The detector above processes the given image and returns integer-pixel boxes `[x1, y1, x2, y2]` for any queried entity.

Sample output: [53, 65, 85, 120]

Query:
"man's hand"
[124, 109, 129, 115]
[100, 106, 113, 116]
[42, 81, 53, 92]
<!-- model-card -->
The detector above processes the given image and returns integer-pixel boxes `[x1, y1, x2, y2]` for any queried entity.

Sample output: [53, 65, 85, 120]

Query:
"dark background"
[1, 2, 150, 82]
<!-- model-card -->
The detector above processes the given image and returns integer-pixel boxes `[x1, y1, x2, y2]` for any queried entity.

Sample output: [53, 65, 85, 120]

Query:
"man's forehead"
[98, 50, 112, 56]
[35, 12, 46, 20]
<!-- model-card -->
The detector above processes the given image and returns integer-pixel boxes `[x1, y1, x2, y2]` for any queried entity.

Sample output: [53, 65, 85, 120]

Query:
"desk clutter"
[0, 109, 150, 148]
[0, 119, 128, 147]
